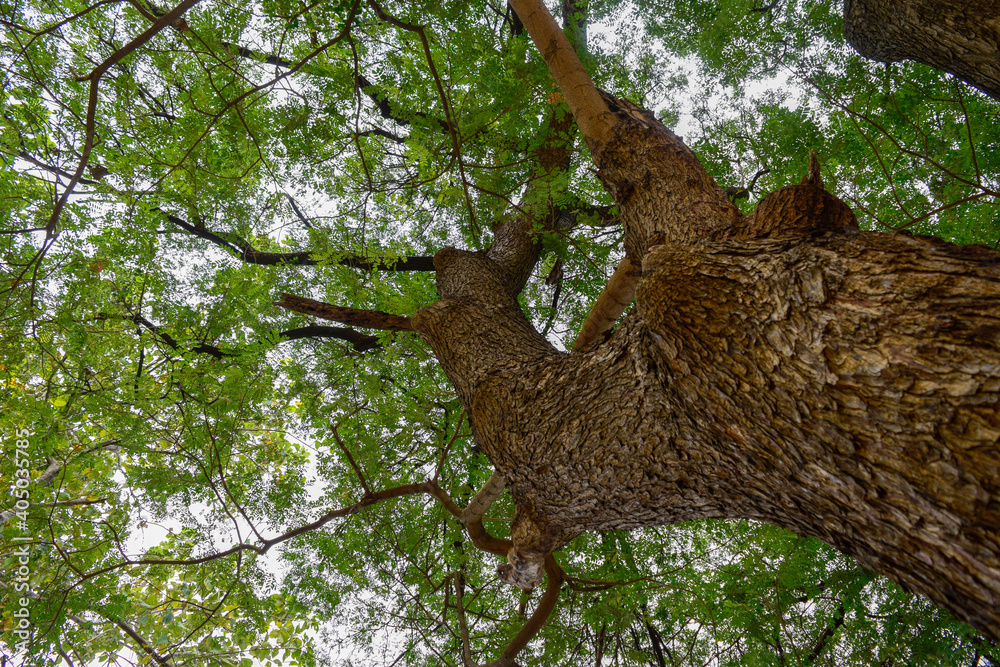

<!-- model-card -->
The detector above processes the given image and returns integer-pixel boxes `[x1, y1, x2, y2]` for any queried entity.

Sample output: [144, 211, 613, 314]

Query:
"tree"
[844, 0, 1000, 101]
[2, 0, 999, 665]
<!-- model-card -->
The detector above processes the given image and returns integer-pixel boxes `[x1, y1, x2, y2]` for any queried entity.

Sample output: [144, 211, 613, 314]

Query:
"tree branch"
[0, 497, 107, 527]
[494, 556, 564, 666]
[283, 193, 314, 229]
[641, 605, 668, 667]
[356, 127, 407, 143]
[507, 0, 615, 149]
[98, 609, 176, 667]
[804, 598, 847, 662]
[455, 556, 565, 667]
[571, 256, 641, 352]
[280, 324, 380, 351]
[455, 573, 482, 667]
[74, 482, 438, 583]
[461, 472, 507, 525]
[132, 313, 227, 358]
[17, 151, 100, 186]
[159, 209, 435, 270]
[49, 0, 203, 235]
[366, 0, 476, 228]
[274, 293, 413, 331]
[1, 441, 120, 525]
[133, 314, 380, 358]
[355, 72, 454, 132]
[422, 481, 513, 557]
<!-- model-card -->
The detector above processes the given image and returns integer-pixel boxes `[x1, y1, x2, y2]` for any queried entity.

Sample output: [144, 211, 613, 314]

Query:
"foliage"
[614, 0, 1000, 240]
[0, 0, 997, 665]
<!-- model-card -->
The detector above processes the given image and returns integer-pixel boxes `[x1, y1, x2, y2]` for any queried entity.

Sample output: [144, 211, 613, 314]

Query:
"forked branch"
[454, 556, 565, 667]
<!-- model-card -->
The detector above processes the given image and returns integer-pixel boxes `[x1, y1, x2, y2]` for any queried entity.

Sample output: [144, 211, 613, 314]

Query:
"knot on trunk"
[739, 183, 858, 239]
[498, 506, 564, 591]
[497, 557, 545, 591]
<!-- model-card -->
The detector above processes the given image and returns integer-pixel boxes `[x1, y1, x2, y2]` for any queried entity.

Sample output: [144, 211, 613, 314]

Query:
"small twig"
[49, 0, 203, 236]
[366, 0, 478, 233]
[434, 409, 467, 481]
[284, 193, 314, 229]
[332, 405, 372, 495]
[159, 209, 435, 270]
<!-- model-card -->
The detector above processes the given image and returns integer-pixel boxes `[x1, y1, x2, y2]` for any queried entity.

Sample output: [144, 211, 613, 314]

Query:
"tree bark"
[413, 101, 1000, 640]
[413, 0, 1000, 642]
[844, 0, 1000, 100]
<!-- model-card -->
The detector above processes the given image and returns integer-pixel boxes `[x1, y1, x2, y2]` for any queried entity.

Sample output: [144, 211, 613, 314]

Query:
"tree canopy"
[2, 0, 999, 665]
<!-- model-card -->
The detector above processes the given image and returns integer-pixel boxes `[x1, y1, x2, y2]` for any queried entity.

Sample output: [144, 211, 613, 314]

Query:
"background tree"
[2, 0, 999, 665]
[843, 0, 1000, 102]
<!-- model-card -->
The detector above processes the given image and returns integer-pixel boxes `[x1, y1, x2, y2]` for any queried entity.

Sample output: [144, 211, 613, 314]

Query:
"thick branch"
[588, 93, 742, 254]
[275, 293, 412, 331]
[485, 216, 545, 295]
[38, 456, 65, 485]
[461, 472, 507, 524]
[456, 556, 565, 667]
[424, 480, 513, 557]
[508, 0, 615, 149]
[494, 556, 564, 666]
[280, 324, 380, 351]
[642, 611, 667, 667]
[571, 256, 640, 352]
[417, 172, 1000, 638]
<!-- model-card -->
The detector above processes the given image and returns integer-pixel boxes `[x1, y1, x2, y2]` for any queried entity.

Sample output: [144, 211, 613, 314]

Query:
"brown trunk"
[413, 103, 1000, 639]
[844, 0, 1000, 100]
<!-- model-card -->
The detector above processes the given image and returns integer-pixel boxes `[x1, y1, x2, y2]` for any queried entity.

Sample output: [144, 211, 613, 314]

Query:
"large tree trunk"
[844, 0, 1000, 100]
[413, 104, 1000, 640]
[414, 0, 1000, 643]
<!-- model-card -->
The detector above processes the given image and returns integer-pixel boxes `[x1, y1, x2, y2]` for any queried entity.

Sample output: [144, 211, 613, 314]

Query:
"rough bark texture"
[413, 90, 1000, 640]
[844, 0, 1000, 100]
[592, 94, 742, 255]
